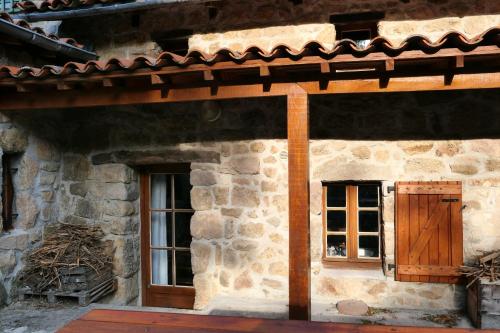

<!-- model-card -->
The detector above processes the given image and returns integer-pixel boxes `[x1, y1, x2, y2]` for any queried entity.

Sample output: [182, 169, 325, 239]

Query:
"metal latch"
[441, 198, 459, 202]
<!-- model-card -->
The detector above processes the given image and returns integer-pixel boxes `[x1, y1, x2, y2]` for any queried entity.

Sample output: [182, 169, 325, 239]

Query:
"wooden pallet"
[19, 278, 116, 306]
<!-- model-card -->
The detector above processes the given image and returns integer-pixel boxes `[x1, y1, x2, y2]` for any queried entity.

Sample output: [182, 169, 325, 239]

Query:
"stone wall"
[0, 90, 499, 311]
[0, 113, 61, 305]
[57, 0, 500, 60]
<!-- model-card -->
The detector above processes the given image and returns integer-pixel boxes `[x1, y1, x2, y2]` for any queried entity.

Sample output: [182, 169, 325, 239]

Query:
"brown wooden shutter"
[395, 181, 463, 283]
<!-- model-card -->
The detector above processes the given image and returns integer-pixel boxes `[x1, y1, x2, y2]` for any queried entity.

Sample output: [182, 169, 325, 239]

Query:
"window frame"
[322, 181, 383, 268]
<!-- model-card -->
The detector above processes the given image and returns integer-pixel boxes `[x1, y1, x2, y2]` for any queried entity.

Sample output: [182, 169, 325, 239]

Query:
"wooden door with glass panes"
[140, 164, 195, 308]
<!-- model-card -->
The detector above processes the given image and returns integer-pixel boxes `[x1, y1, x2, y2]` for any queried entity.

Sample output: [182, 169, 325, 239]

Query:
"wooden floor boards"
[58, 309, 500, 333]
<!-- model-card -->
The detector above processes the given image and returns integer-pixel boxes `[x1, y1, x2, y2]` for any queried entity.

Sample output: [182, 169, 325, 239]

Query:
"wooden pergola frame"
[1, 48, 500, 321]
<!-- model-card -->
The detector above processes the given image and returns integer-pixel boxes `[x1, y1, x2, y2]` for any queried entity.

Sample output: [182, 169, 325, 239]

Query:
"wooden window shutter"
[395, 181, 463, 283]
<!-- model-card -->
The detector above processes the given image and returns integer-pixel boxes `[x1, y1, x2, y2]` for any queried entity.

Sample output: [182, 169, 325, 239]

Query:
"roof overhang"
[1, 29, 500, 110]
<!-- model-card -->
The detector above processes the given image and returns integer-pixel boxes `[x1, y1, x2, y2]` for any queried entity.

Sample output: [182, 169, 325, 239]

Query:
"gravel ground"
[0, 299, 91, 333]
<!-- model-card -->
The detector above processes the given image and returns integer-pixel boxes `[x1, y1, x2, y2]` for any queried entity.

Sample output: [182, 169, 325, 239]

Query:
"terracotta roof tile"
[1, 28, 499, 80]
[0, 12, 84, 49]
[15, 0, 130, 12]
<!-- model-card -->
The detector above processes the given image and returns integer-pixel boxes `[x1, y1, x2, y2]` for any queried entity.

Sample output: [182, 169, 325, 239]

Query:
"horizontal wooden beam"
[300, 72, 500, 95]
[0, 83, 297, 110]
[397, 184, 462, 195]
[398, 265, 461, 277]
[2, 72, 500, 110]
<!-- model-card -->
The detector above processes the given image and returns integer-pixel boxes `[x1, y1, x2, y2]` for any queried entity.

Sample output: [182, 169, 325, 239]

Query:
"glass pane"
[175, 213, 193, 248]
[175, 250, 193, 286]
[358, 235, 379, 258]
[151, 212, 172, 247]
[358, 185, 379, 207]
[326, 210, 347, 232]
[358, 211, 379, 232]
[151, 249, 172, 285]
[174, 174, 192, 209]
[326, 235, 347, 257]
[327, 185, 346, 207]
[151, 174, 171, 209]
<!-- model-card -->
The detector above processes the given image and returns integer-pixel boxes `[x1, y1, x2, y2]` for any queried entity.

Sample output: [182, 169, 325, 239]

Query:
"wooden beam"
[259, 65, 271, 77]
[2, 72, 500, 110]
[287, 86, 310, 321]
[0, 83, 297, 110]
[300, 72, 500, 95]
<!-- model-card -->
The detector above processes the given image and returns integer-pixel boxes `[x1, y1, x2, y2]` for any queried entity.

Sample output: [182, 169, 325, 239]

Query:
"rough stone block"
[191, 188, 213, 210]
[232, 186, 260, 207]
[109, 275, 139, 305]
[113, 237, 139, 278]
[234, 271, 252, 290]
[0, 233, 29, 250]
[91, 164, 136, 183]
[100, 217, 139, 236]
[63, 155, 90, 181]
[190, 170, 217, 186]
[15, 193, 38, 229]
[191, 211, 223, 239]
[191, 242, 211, 274]
[17, 156, 39, 191]
[222, 248, 238, 269]
[103, 200, 135, 217]
[213, 187, 229, 205]
[337, 299, 369, 316]
[74, 199, 99, 219]
[90, 182, 139, 201]
[0, 128, 28, 153]
[69, 182, 88, 197]
[230, 157, 260, 174]
[0, 250, 16, 275]
[232, 239, 258, 251]
[238, 223, 265, 238]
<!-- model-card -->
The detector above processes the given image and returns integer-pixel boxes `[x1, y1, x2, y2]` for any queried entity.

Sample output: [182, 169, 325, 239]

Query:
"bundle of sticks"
[461, 251, 500, 289]
[19, 223, 113, 293]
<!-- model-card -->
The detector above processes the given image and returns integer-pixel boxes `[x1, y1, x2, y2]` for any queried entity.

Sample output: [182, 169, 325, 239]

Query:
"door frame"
[139, 163, 195, 309]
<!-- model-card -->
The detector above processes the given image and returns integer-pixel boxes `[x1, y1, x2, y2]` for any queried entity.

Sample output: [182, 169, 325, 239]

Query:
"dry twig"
[19, 223, 112, 293]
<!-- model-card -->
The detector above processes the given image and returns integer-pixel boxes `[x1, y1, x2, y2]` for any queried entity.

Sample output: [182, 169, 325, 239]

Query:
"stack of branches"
[19, 223, 112, 293]
[461, 251, 500, 288]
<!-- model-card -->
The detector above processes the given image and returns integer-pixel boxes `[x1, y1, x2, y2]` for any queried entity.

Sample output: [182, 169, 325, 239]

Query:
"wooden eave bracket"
[319, 62, 332, 90]
[259, 65, 272, 92]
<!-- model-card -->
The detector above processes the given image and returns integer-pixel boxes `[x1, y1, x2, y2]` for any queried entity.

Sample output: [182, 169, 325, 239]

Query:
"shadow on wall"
[2, 89, 500, 154]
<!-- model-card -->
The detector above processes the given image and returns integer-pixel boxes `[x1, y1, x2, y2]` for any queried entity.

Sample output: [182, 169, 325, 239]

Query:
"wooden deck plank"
[58, 309, 500, 333]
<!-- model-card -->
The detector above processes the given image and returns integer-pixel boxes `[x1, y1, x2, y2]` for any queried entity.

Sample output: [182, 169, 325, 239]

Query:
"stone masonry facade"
[1, 0, 500, 314]
[0, 89, 499, 311]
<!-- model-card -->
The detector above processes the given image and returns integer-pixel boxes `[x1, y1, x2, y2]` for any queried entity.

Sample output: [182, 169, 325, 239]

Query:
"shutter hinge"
[387, 186, 395, 193]
[441, 198, 459, 202]
[388, 263, 396, 270]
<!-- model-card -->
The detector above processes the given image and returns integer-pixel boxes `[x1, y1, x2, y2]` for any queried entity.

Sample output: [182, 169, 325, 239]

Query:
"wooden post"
[287, 86, 310, 321]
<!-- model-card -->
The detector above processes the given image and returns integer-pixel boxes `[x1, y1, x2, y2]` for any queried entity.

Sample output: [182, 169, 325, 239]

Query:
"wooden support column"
[287, 86, 310, 321]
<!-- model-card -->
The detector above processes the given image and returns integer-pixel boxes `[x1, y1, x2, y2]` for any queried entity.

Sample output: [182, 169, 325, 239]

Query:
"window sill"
[322, 259, 382, 269]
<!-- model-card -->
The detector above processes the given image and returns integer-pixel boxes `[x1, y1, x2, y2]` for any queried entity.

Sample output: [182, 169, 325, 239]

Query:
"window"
[151, 29, 193, 56]
[323, 182, 382, 267]
[1, 0, 19, 13]
[330, 12, 384, 49]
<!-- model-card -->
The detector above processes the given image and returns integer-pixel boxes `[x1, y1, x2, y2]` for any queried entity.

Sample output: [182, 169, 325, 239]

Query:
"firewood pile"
[461, 251, 500, 288]
[19, 223, 113, 293]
